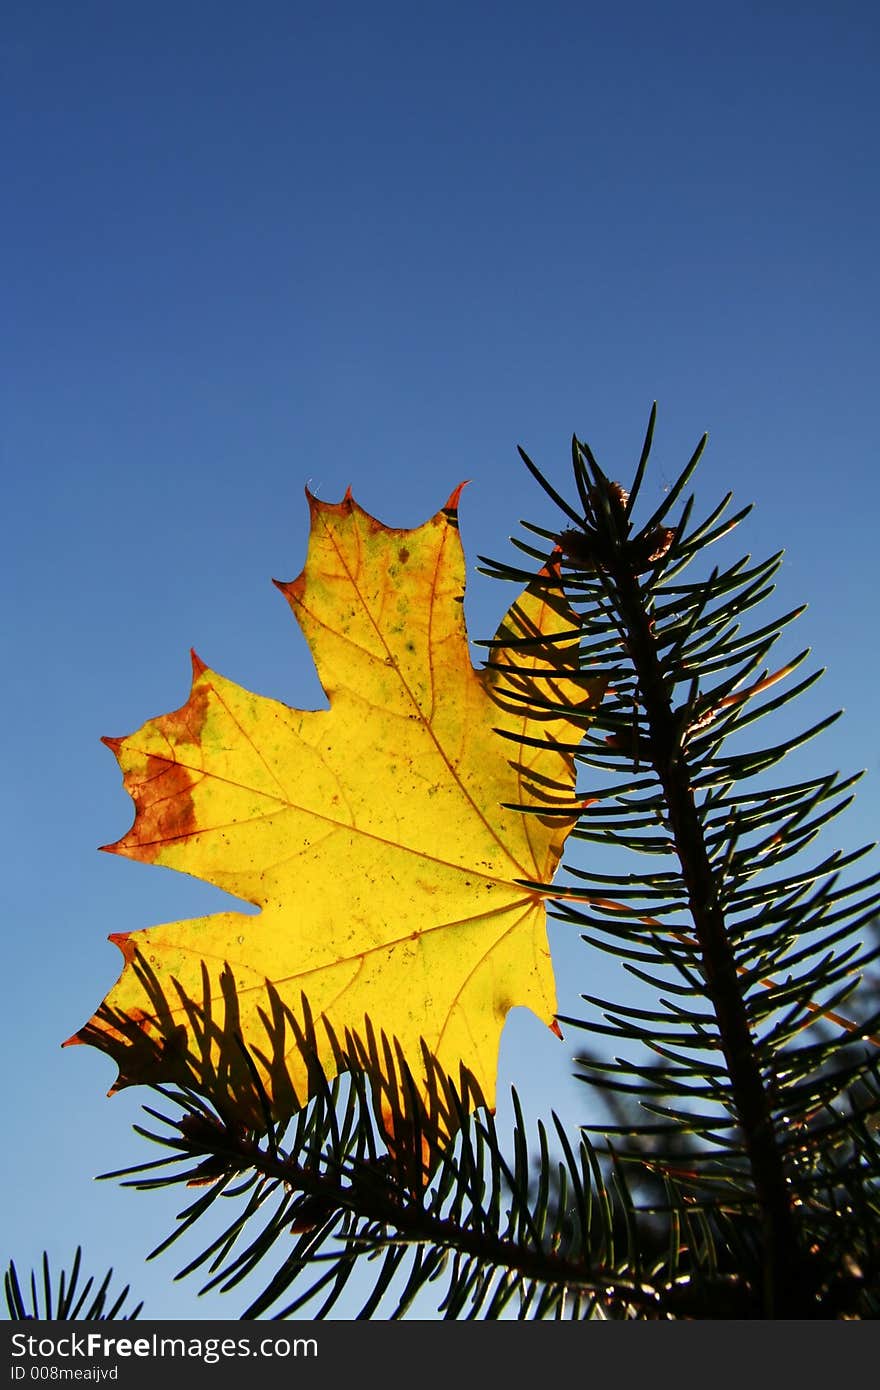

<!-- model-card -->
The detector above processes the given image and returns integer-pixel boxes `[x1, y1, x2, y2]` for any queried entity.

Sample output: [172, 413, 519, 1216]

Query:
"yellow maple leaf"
[69, 487, 603, 1142]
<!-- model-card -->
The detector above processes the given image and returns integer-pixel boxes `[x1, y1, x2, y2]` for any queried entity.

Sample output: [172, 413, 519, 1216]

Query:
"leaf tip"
[304, 484, 355, 517]
[190, 649, 208, 679]
[98, 837, 128, 856]
[550, 1018, 564, 1040]
[273, 574, 304, 607]
[101, 735, 123, 755]
[537, 545, 565, 582]
[443, 481, 469, 514]
[108, 931, 137, 965]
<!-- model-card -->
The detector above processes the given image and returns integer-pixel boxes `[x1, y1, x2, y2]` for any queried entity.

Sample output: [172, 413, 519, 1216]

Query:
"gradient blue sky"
[3, 1, 879, 1320]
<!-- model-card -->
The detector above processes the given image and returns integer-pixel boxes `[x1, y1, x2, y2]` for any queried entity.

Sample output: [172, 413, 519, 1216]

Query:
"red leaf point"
[443, 481, 469, 513]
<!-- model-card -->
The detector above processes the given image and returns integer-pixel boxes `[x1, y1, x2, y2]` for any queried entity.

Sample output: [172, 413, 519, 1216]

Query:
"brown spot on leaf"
[398, 547, 410, 564]
[128, 756, 199, 860]
[152, 757, 195, 820]
[114, 680, 211, 862]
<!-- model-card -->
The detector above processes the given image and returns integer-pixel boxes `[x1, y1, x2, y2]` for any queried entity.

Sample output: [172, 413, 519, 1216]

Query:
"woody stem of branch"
[603, 548, 811, 1318]
[210, 1133, 663, 1315]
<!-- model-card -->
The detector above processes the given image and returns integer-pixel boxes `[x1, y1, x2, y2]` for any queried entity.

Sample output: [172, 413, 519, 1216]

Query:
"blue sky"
[3, 1, 879, 1320]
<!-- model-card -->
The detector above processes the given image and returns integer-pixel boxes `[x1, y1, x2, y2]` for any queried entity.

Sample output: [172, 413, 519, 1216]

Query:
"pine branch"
[584, 481, 805, 1313]
[4, 1248, 143, 1321]
[97, 1076, 661, 1318]
[491, 408, 880, 1317]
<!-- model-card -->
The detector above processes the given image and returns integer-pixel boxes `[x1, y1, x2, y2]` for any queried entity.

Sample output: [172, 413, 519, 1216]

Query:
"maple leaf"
[68, 487, 604, 1144]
